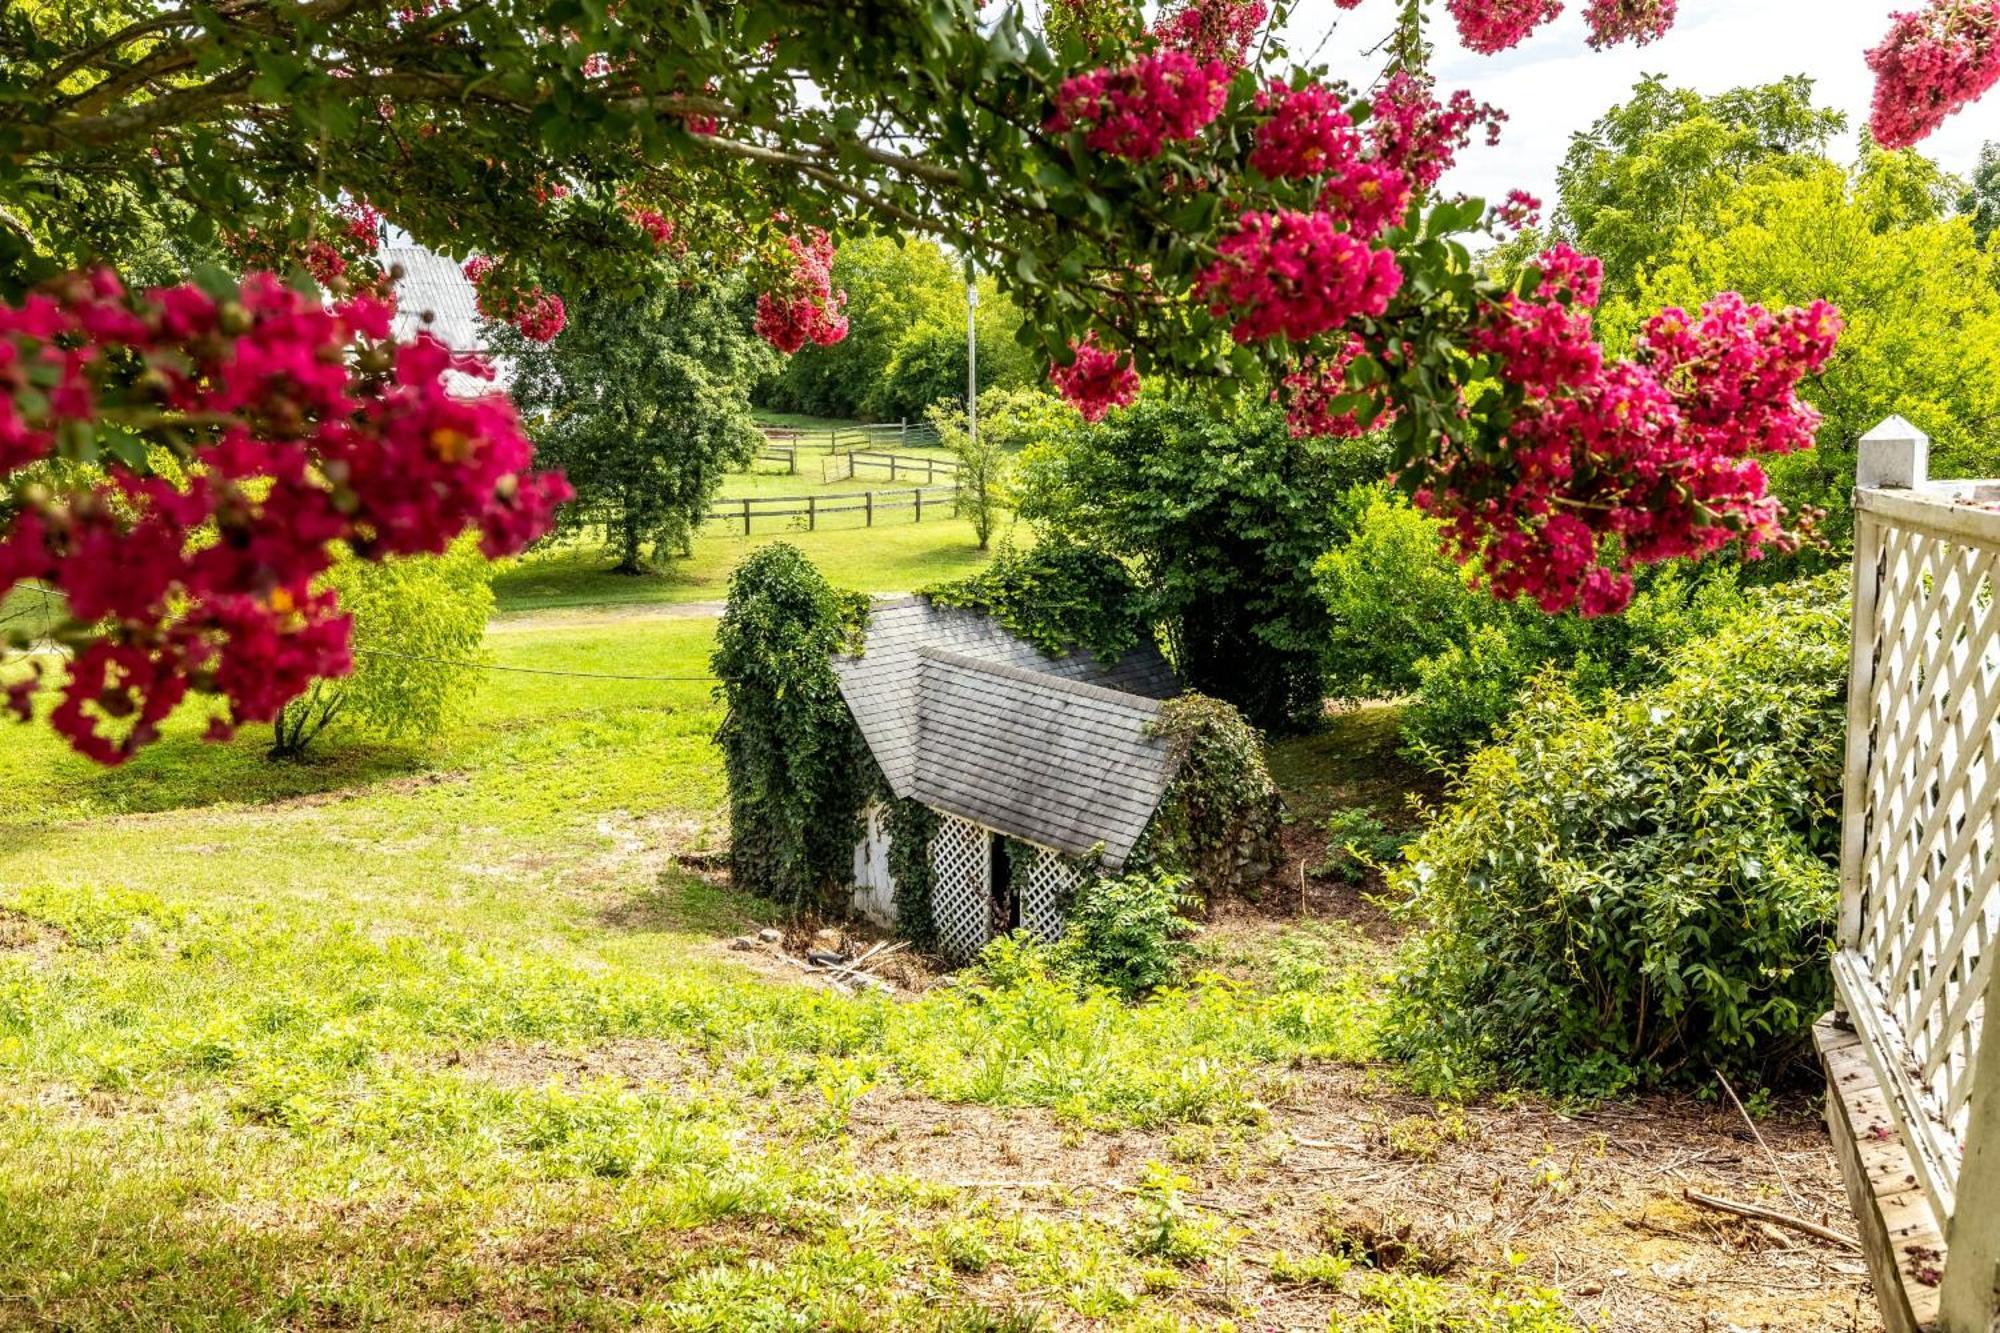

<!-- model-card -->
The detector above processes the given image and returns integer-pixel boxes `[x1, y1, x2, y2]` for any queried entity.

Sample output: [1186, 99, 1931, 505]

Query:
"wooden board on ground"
[1817, 1014, 1946, 1333]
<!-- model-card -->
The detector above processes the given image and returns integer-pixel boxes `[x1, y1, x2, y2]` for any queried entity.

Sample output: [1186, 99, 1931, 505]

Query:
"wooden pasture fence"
[760, 421, 942, 455]
[822, 450, 962, 485]
[705, 483, 960, 534]
[1820, 416, 2000, 1333]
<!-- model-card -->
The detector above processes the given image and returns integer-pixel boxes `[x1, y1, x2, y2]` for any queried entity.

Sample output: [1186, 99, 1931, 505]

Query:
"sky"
[1287, 0, 1995, 212]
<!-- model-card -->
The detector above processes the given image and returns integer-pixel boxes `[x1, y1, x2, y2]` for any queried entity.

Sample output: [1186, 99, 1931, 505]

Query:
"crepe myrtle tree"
[2, 0, 1996, 763]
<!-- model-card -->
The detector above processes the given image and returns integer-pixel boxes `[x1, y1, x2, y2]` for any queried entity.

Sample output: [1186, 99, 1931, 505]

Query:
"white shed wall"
[850, 803, 897, 927]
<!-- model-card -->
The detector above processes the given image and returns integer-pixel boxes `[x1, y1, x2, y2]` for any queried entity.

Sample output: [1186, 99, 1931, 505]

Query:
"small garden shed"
[714, 546, 1283, 962]
[831, 597, 1264, 959]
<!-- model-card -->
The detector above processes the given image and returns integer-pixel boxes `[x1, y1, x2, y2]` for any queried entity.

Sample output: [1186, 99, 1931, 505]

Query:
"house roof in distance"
[909, 649, 1176, 868]
[381, 245, 511, 391]
[832, 596, 1180, 866]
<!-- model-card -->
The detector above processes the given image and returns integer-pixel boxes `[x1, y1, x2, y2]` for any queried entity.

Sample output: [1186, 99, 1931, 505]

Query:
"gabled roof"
[381, 245, 512, 392]
[384, 245, 483, 351]
[832, 595, 1177, 802]
[909, 650, 1176, 868]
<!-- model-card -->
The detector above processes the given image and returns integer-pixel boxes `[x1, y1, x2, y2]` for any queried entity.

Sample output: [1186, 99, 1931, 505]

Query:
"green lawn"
[492, 515, 1021, 615]
[0, 587, 1851, 1330]
[0, 619, 1489, 1332]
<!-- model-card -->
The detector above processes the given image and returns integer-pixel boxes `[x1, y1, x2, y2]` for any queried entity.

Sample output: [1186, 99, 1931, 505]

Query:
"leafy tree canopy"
[1014, 398, 1380, 732]
[762, 236, 1032, 420]
[1553, 75, 1847, 297]
[494, 252, 777, 572]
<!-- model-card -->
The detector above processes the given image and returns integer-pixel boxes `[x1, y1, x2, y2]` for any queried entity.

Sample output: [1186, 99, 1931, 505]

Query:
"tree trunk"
[613, 510, 646, 574]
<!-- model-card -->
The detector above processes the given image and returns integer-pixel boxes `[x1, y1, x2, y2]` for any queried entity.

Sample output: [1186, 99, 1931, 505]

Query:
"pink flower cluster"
[1447, 0, 1563, 54]
[1418, 244, 1842, 615]
[462, 255, 568, 342]
[1370, 72, 1505, 194]
[1196, 209, 1403, 344]
[1583, 0, 1677, 48]
[628, 207, 675, 247]
[1047, 51, 1231, 161]
[1049, 333, 1140, 420]
[1153, 0, 1268, 68]
[1281, 336, 1393, 439]
[754, 229, 849, 354]
[0, 269, 570, 762]
[1492, 189, 1542, 233]
[1865, 0, 2000, 149]
[1248, 81, 1358, 180]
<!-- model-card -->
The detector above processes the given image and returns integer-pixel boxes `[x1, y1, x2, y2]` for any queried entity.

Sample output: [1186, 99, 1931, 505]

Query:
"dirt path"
[486, 601, 729, 633]
[488, 591, 912, 634]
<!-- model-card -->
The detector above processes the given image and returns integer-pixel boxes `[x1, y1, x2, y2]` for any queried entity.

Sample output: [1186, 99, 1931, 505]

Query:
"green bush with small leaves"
[713, 544, 873, 908]
[1055, 869, 1195, 999]
[1384, 574, 1849, 1098]
[1316, 808, 1414, 885]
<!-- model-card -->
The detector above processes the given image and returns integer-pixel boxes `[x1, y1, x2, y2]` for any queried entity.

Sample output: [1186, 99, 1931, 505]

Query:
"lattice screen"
[1021, 846, 1081, 943]
[1842, 498, 2000, 1217]
[929, 814, 993, 961]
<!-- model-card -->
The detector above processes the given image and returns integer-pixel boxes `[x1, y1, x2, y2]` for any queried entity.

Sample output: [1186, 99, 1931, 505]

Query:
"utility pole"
[965, 264, 978, 451]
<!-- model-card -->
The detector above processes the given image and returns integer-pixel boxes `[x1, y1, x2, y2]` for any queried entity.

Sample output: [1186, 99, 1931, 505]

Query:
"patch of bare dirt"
[0, 908, 63, 963]
[839, 1071, 1879, 1332]
[420, 1038, 709, 1092]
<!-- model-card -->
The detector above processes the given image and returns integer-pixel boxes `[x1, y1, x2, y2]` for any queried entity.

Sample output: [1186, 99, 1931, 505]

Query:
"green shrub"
[713, 545, 873, 908]
[921, 540, 1149, 662]
[1317, 485, 1496, 702]
[1382, 574, 1849, 1097]
[1138, 693, 1284, 900]
[270, 535, 494, 757]
[1397, 625, 1529, 769]
[1054, 869, 1194, 999]
[1317, 489, 1759, 765]
[1315, 808, 1413, 885]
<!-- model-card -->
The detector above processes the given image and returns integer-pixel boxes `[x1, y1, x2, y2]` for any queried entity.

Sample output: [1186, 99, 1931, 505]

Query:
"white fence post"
[1858, 415, 1930, 490]
[1941, 968, 2000, 1330]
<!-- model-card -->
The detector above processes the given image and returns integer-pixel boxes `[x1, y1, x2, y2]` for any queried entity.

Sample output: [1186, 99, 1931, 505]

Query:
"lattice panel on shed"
[1021, 846, 1080, 944]
[930, 815, 993, 961]
[1847, 511, 2000, 1196]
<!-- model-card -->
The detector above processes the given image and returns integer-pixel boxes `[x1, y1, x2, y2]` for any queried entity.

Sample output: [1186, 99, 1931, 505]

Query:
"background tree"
[927, 386, 1072, 550]
[1624, 155, 2000, 544]
[495, 256, 776, 572]
[1553, 76, 1847, 297]
[1962, 140, 2000, 251]
[270, 537, 494, 758]
[1014, 399, 1377, 732]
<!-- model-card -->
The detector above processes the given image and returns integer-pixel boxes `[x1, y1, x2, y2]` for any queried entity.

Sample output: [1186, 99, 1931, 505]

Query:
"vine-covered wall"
[712, 543, 875, 909]
[883, 793, 941, 948]
[1136, 693, 1283, 900]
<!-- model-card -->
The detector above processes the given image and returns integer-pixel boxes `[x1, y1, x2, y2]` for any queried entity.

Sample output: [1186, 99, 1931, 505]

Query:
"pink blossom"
[1370, 73, 1506, 194]
[1048, 51, 1232, 161]
[755, 229, 848, 354]
[1583, 0, 1677, 47]
[1050, 333, 1140, 420]
[1447, 0, 1563, 54]
[0, 268, 570, 762]
[1153, 0, 1268, 68]
[1196, 209, 1404, 344]
[1866, 1, 2000, 150]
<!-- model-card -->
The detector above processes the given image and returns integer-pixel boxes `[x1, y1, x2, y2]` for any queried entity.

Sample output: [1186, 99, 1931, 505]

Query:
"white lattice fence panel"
[930, 815, 993, 961]
[1021, 847, 1081, 943]
[1840, 494, 2000, 1223]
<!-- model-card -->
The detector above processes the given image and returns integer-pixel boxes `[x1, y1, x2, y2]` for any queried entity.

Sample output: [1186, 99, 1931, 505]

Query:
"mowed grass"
[0, 612, 1590, 1333]
[492, 512, 1022, 615]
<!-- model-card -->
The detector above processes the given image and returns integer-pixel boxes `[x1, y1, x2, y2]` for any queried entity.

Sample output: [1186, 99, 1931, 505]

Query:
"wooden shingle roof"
[833, 596, 1177, 801]
[832, 597, 1180, 867]
[909, 650, 1175, 868]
